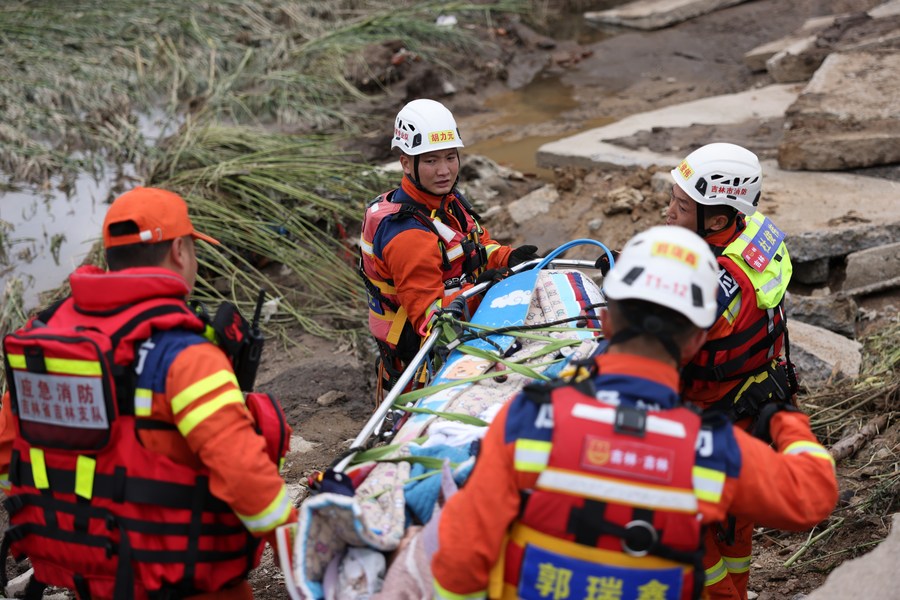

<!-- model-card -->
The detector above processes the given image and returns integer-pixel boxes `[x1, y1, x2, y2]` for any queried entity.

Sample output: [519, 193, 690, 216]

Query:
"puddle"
[0, 111, 179, 311]
[1, 177, 108, 310]
[465, 73, 615, 180]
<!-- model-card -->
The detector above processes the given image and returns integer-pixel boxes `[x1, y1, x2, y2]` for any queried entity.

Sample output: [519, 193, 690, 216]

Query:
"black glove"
[751, 402, 802, 444]
[594, 250, 620, 276]
[475, 267, 512, 285]
[507, 245, 540, 268]
[441, 296, 468, 320]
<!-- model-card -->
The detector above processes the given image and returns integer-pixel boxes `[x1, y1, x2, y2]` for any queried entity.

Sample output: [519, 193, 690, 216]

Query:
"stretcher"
[276, 239, 615, 599]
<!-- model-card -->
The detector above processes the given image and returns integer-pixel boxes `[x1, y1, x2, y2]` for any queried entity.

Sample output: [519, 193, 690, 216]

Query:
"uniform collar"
[592, 353, 681, 394]
[69, 265, 190, 311]
[704, 215, 744, 254]
[398, 175, 451, 212]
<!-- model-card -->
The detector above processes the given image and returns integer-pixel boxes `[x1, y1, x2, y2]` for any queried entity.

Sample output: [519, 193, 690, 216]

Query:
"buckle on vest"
[614, 405, 647, 437]
[621, 520, 657, 557]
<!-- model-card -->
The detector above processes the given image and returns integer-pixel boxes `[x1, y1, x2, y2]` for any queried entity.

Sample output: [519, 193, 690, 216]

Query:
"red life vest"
[358, 189, 486, 351]
[503, 386, 705, 600]
[683, 212, 791, 415]
[1, 275, 263, 599]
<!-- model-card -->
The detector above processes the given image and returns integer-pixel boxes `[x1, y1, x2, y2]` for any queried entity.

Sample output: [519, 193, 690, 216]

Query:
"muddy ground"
[244, 1, 900, 599]
[8, 1, 893, 598]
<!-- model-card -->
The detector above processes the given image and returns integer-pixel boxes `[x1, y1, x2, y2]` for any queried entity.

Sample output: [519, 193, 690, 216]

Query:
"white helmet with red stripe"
[603, 226, 720, 328]
[670, 143, 762, 215]
[391, 99, 464, 156]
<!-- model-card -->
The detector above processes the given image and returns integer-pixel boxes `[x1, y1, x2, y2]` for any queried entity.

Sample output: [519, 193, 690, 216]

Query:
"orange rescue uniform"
[432, 354, 837, 600]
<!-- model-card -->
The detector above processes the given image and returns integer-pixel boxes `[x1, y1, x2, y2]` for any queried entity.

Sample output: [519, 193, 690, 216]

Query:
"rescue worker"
[0, 187, 297, 599]
[359, 98, 538, 390]
[667, 143, 794, 599]
[431, 226, 837, 600]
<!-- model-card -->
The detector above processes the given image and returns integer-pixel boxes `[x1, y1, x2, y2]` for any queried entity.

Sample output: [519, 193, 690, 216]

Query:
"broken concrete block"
[785, 291, 858, 338]
[779, 50, 900, 170]
[792, 257, 831, 286]
[508, 184, 558, 225]
[788, 320, 862, 386]
[842, 242, 900, 295]
[744, 14, 843, 72]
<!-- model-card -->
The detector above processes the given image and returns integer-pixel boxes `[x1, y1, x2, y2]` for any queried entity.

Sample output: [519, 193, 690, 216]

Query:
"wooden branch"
[829, 413, 892, 461]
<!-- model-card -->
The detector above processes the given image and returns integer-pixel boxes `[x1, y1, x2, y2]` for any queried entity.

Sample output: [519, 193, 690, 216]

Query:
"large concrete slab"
[584, 0, 750, 31]
[779, 50, 900, 170]
[806, 513, 900, 600]
[536, 84, 900, 263]
[536, 84, 800, 170]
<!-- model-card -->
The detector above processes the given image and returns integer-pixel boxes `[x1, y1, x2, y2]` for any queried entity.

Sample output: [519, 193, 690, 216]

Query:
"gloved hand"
[594, 250, 620, 276]
[507, 245, 540, 268]
[751, 402, 802, 444]
[441, 296, 468, 320]
[475, 267, 512, 285]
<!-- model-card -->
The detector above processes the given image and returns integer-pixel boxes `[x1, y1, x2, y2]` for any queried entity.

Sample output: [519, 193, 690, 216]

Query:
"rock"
[842, 242, 900, 295]
[792, 257, 831, 286]
[765, 35, 824, 83]
[788, 223, 900, 264]
[785, 292, 858, 338]
[805, 513, 900, 600]
[779, 50, 900, 171]
[744, 15, 842, 72]
[788, 320, 862, 386]
[508, 185, 558, 225]
[5, 568, 34, 597]
[316, 390, 346, 406]
[602, 187, 644, 215]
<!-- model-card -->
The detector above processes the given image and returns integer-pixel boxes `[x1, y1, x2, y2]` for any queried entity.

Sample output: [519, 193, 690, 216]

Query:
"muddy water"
[0, 112, 180, 311]
[1, 178, 107, 310]
[465, 73, 615, 179]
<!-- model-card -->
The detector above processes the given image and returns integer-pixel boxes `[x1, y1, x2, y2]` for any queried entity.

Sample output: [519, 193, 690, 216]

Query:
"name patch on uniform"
[581, 435, 675, 484]
[428, 130, 456, 144]
[741, 217, 785, 273]
[13, 371, 109, 429]
[518, 545, 682, 600]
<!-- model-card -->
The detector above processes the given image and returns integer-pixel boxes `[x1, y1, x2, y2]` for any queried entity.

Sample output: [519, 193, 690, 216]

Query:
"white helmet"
[603, 225, 720, 328]
[391, 99, 464, 156]
[670, 143, 761, 215]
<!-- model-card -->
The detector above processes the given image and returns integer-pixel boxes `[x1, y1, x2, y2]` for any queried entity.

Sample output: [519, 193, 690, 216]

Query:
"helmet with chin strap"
[602, 225, 720, 362]
[391, 99, 464, 156]
[604, 225, 720, 328]
[671, 142, 762, 215]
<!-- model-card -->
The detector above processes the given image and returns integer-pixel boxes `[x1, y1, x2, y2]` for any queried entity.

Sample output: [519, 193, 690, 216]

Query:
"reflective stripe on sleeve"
[235, 484, 294, 534]
[514, 439, 551, 472]
[783, 440, 835, 467]
[171, 370, 239, 415]
[692, 465, 726, 503]
[176, 389, 244, 437]
[433, 580, 487, 600]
